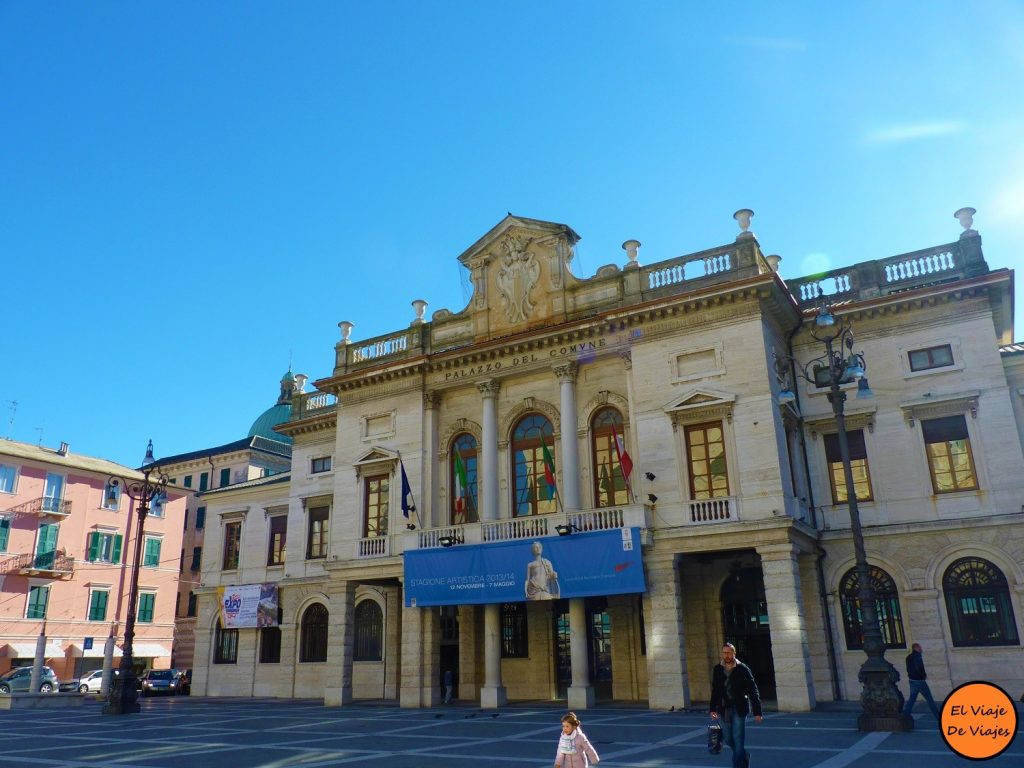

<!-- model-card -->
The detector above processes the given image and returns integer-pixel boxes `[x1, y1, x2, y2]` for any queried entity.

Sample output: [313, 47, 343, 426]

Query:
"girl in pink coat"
[554, 711, 600, 768]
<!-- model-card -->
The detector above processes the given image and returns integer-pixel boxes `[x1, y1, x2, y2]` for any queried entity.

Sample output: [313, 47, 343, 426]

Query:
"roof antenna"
[4, 400, 16, 439]
[34, 425, 44, 446]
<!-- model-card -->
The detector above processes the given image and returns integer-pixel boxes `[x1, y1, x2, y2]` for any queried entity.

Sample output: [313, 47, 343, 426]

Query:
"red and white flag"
[611, 424, 633, 481]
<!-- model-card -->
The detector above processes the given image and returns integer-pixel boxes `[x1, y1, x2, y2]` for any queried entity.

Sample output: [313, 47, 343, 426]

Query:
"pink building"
[0, 439, 186, 685]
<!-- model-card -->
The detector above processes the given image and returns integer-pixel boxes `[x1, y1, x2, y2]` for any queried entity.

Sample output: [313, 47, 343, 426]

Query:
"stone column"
[101, 634, 116, 695]
[567, 598, 594, 708]
[459, 605, 479, 702]
[619, 351, 641, 503]
[477, 380, 501, 522]
[423, 391, 441, 529]
[400, 603, 442, 708]
[644, 553, 689, 710]
[554, 362, 581, 511]
[757, 543, 816, 711]
[324, 580, 356, 706]
[480, 602, 507, 707]
[30, 632, 45, 692]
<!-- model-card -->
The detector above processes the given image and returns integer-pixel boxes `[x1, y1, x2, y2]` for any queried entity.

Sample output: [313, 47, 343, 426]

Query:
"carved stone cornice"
[803, 406, 876, 439]
[899, 390, 980, 427]
[664, 388, 737, 429]
[553, 361, 579, 383]
[477, 379, 501, 399]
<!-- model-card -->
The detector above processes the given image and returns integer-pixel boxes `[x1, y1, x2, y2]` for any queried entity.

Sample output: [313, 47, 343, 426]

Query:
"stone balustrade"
[687, 496, 740, 524]
[288, 391, 337, 422]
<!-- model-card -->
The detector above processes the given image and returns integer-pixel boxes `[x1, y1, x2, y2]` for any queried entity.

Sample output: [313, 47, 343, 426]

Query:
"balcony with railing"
[396, 504, 649, 556]
[787, 236, 988, 309]
[0, 551, 76, 578]
[687, 496, 741, 525]
[4, 496, 72, 520]
[288, 390, 338, 422]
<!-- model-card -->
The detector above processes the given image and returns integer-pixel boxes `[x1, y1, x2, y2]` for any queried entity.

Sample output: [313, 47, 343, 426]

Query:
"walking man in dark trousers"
[710, 642, 763, 768]
[902, 643, 942, 719]
[443, 669, 454, 704]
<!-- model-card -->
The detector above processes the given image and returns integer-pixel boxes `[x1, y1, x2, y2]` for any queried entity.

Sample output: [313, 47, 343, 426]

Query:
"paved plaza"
[0, 698, 1019, 768]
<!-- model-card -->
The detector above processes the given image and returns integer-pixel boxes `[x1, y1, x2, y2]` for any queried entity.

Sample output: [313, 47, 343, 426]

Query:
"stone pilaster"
[400, 604, 441, 708]
[478, 380, 501, 521]
[324, 580, 356, 706]
[423, 391, 441, 529]
[458, 604, 479, 702]
[757, 543, 816, 711]
[644, 553, 689, 710]
[567, 597, 594, 708]
[480, 602, 507, 707]
[554, 362, 581, 511]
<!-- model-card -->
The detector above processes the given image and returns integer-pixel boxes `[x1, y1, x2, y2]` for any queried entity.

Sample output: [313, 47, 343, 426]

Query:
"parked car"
[139, 669, 182, 696]
[66, 669, 105, 694]
[0, 666, 60, 694]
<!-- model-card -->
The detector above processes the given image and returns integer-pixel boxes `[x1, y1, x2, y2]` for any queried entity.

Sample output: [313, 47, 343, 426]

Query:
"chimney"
[58, 442, 69, 456]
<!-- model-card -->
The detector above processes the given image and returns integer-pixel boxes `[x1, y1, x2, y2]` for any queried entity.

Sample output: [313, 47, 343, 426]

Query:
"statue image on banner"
[525, 540, 559, 600]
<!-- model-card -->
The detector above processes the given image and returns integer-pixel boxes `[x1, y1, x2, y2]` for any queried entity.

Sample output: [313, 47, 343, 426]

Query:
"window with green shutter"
[137, 593, 155, 623]
[199, 472, 209, 492]
[27, 585, 49, 619]
[88, 532, 123, 563]
[220, 468, 231, 487]
[0, 516, 10, 552]
[196, 507, 206, 529]
[184, 475, 193, 488]
[187, 591, 197, 617]
[88, 589, 109, 621]
[143, 538, 161, 567]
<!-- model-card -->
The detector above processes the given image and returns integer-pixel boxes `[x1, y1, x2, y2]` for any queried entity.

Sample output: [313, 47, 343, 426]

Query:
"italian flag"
[612, 424, 634, 481]
[453, 448, 469, 515]
[541, 436, 557, 499]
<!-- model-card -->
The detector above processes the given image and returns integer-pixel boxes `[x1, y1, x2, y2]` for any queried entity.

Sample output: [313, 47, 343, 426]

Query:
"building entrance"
[720, 566, 777, 700]
[439, 605, 459, 701]
[553, 598, 613, 701]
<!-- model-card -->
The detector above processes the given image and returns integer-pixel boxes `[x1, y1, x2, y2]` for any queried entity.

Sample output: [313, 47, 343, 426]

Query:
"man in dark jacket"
[902, 643, 941, 719]
[710, 643, 763, 768]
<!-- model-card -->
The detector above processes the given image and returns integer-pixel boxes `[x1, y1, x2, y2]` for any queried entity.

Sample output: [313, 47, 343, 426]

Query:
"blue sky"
[3, 2, 1022, 467]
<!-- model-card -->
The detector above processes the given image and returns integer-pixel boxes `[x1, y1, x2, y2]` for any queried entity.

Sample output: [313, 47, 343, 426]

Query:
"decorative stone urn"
[338, 320, 354, 344]
[733, 209, 755, 239]
[411, 299, 428, 324]
[621, 239, 641, 268]
[766, 254, 782, 272]
[954, 207, 977, 237]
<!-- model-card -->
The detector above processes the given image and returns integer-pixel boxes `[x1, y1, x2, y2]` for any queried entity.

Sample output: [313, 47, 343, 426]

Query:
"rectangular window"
[184, 510, 189, 529]
[268, 515, 287, 566]
[306, 506, 329, 559]
[311, 456, 332, 474]
[196, 507, 206, 529]
[214, 625, 238, 664]
[187, 591, 197, 617]
[0, 516, 9, 552]
[909, 344, 954, 372]
[191, 546, 202, 571]
[259, 627, 282, 664]
[88, 589, 109, 621]
[137, 593, 155, 623]
[923, 415, 978, 493]
[199, 472, 209, 492]
[364, 475, 389, 538]
[86, 531, 123, 564]
[148, 492, 165, 518]
[101, 480, 121, 510]
[823, 430, 873, 503]
[219, 468, 231, 488]
[142, 537, 162, 567]
[0, 463, 17, 493]
[223, 522, 241, 569]
[42, 473, 65, 513]
[685, 422, 730, 499]
[501, 602, 528, 658]
[27, 585, 49, 619]
[184, 475, 193, 488]
[179, 548, 185, 572]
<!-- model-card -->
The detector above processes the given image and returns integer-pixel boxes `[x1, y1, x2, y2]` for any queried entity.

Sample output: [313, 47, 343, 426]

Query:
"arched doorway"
[720, 566, 776, 700]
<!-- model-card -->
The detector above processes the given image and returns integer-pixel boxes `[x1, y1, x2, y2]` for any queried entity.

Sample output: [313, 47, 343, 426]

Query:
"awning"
[3, 642, 66, 658]
[124, 642, 171, 658]
[67, 643, 123, 659]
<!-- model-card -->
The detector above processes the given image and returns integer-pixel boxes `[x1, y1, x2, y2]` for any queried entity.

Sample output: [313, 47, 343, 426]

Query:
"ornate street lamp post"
[102, 440, 168, 716]
[777, 305, 913, 732]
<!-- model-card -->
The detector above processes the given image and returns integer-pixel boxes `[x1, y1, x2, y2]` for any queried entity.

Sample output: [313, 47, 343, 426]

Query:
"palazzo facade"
[190, 211, 1023, 710]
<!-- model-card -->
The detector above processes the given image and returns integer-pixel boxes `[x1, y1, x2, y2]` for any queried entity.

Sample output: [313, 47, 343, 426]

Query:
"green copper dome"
[247, 370, 296, 444]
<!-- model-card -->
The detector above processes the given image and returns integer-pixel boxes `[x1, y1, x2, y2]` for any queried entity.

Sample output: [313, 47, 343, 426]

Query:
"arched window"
[213, 619, 238, 664]
[450, 433, 479, 524]
[353, 600, 383, 661]
[943, 557, 1019, 647]
[839, 566, 906, 650]
[591, 407, 629, 507]
[299, 603, 329, 662]
[511, 414, 556, 517]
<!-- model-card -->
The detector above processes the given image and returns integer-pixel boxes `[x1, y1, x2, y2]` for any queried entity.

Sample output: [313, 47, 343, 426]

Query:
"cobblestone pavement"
[0, 698, 1019, 767]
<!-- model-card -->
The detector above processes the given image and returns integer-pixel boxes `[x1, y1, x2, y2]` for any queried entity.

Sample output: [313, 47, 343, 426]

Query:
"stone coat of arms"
[496, 234, 540, 324]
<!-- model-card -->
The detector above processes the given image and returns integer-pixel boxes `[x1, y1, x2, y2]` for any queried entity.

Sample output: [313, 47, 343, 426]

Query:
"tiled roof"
[1000, 343, 1024, 356]
[0, 439, 146, 479]
[201, 471, 291, 495]
[157, 436, 292, 467]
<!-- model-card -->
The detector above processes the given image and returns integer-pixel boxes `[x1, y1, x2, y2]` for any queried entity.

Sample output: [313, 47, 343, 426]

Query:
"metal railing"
[4, 497, 72, 520]
[0, 551, 76, 576]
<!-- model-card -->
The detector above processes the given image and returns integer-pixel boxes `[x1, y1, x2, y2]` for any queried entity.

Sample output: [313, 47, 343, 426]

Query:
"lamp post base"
[102, 673, 140, 715]
[857, 659, 914, 732]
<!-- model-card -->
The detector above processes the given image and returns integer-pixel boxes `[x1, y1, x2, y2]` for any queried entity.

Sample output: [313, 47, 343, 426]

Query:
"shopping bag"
[707, 719, 723, 754]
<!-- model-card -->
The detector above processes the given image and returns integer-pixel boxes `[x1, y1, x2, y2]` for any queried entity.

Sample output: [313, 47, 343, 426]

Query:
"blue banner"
[404, 527, 645, 607]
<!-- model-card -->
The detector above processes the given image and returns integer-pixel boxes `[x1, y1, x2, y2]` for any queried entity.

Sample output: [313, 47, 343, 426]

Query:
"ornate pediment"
[899, 391, 979, 427]
[664, 388, 737, 426]
[353, 447, 400, 468]
[803, 405, 877, 439]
